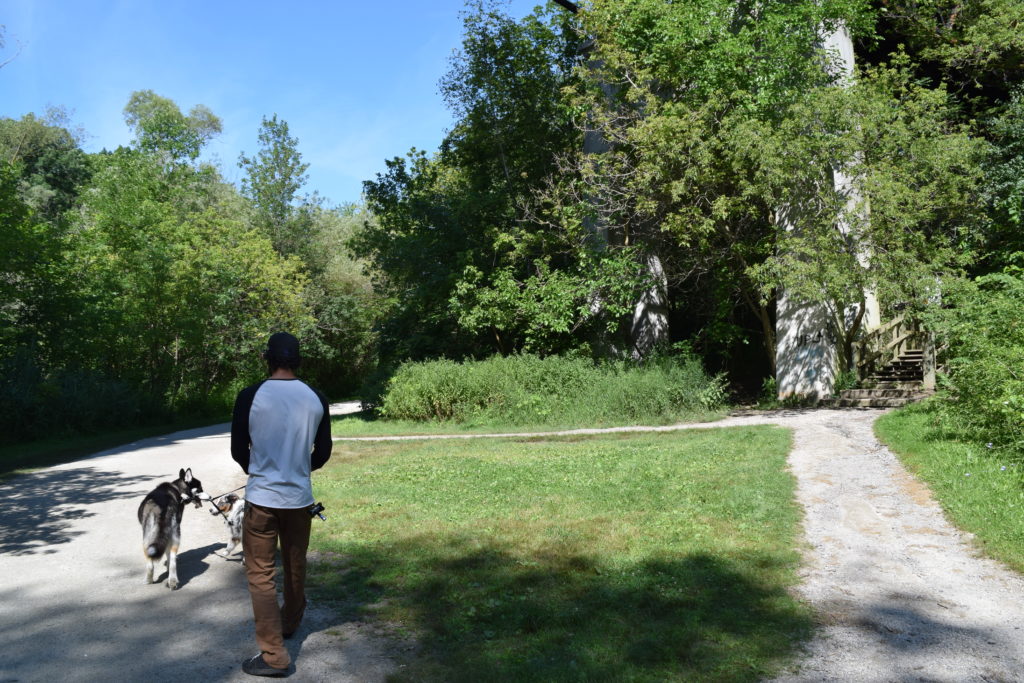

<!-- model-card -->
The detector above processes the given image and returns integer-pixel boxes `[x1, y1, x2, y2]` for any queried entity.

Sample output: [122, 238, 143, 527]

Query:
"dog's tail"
[146, 541, 165, 558]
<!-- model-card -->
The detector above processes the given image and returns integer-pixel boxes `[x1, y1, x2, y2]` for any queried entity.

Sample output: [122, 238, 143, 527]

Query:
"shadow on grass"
[310, 534, 811, 682]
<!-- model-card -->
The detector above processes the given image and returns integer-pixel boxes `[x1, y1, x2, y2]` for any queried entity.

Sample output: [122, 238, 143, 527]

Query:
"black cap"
[265, 332, 301, 364]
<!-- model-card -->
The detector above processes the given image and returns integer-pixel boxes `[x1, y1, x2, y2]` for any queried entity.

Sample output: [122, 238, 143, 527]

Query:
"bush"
[377, 353, 726, 425]
[926, 272, 1024, 453]
[0, 352, 166, 445]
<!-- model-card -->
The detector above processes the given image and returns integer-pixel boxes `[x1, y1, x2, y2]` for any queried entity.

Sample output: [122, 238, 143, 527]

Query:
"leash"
[202, 484, 247, 523]
[204, 497, 231, 523]
[207, 484, 246, 501]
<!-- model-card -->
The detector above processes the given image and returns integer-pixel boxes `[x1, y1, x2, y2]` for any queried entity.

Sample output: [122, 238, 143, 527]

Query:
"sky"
[1, 0, 547, 206]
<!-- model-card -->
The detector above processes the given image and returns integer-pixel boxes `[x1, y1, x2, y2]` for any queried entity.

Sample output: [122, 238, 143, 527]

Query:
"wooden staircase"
[831, 317, 936, 408]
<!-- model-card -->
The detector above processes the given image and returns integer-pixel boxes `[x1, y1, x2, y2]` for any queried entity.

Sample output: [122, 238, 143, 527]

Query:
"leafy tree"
[544, 0, 876, 371]
[238, 114, 312, 258]
[867, 0, 1024, 108]
[746, 58, 985, 368]
[981, 88, 1024, 269]
[299, 203, 381, 395]
[123, 89, 222, 162]
[238, 115, 378, 393]
[74, 144, 312, 409]
[924, 269, 1024, 451]
[357, 2, 647, 362]
[0, 163, 38, 348]
[0, 108, 91, 223]
[540, 0, 988, 378]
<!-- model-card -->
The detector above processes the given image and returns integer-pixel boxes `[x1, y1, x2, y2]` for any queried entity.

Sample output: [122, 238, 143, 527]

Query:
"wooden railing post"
[923, 333, 936, 390]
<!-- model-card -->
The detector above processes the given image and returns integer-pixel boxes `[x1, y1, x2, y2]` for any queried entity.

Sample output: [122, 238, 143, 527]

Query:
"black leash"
[202, 484, 247, 522]
[207, 484, 246, 501]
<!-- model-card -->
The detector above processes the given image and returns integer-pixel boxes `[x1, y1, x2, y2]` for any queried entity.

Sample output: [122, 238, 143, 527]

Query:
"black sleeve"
[311, 388, 333, 471]
[231, 382, 262, 474]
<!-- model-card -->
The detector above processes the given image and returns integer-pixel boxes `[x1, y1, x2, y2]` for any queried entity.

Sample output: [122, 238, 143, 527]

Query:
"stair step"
[861, 380, 926, 390]
[829, 397, 919, 408]
[840, 389, 919, 399]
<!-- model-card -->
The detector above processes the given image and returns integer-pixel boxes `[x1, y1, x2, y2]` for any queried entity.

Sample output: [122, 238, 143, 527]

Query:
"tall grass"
[375, 354, 726, 427]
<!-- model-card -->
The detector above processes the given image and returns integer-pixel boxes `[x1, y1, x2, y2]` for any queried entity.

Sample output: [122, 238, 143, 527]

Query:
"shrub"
[926, 271, 1024, 453]
[377, 353, 726, 425]
[0, 352, 165, 444]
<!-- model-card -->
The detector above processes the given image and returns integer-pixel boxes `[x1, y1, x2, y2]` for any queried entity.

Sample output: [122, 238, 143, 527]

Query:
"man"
[231, 332, 332, 677]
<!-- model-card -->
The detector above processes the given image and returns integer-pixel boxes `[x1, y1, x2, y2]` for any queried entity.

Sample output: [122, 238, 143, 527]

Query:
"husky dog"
[210, 492, 245, 558]
[138, 468, 204, 589]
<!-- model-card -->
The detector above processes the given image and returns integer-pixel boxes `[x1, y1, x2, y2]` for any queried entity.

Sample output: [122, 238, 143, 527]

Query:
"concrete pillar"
[776, 21, 871, 400]
[631, 253, 669, 359]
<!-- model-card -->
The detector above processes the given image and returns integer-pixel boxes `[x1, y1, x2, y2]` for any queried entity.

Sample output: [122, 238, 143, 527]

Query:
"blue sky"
[2, 0, 546, 205]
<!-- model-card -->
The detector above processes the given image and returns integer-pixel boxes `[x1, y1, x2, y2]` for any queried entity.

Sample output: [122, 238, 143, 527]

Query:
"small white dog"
[209, 493, 245, 558]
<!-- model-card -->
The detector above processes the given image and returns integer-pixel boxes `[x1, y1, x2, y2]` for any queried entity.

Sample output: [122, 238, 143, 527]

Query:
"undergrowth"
[373, 354, 726, 427]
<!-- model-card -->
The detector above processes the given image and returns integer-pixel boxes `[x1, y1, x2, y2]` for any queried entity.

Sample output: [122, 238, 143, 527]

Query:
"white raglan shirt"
[244, 379, 325, 508]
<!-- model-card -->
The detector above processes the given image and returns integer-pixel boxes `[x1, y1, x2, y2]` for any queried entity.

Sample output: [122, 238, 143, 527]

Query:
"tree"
[123, 89, 222, 162]
[530, 0, 990, 383]
[539, 0, 876, 372]
[238, 114, 311, 258]
[298, 203, 381, 395]
[0, 108, 91, 223]
[356, 2, 647, 362]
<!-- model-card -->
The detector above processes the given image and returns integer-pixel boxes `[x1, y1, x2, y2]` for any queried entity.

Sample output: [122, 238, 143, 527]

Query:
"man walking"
[231, 332, 332, 677]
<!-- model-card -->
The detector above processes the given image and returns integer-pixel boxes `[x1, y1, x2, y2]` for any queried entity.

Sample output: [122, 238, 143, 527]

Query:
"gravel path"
[1, 406, 1022, 681]
[0, 403, 396, 683]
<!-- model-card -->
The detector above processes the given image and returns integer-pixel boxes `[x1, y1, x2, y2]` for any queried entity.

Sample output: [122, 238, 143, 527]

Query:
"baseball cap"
[265, 332, 301, 363]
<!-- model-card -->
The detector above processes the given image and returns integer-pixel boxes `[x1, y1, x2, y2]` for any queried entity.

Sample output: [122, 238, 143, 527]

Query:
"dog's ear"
[182, 468, 192, 483]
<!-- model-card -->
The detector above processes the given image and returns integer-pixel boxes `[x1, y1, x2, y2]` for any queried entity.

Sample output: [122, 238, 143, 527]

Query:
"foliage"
[74, 144, 312, 411]
[869, 0, 1024, 111]
[354, 2, 640, 362]
[0, 92, 357, 443]
[746, 56, 986, 366]
[238, 114, 311, 258]
[980, 88, 1024, 270]
[876, 401, 1024, 573]
[311, 428, 810, 681]
[123, 89, 222, 162]
[0, 108, 91, 222]
[299, 203, 382, 396]
[375, 353, 725, 426]
[924, 271, 1024, 451]
[559, 1, 986, 374]
[238, 114, 379, 395]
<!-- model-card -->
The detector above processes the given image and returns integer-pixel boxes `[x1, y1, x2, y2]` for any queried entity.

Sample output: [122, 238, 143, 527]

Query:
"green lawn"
[875, 401, 1024, 573]
[309, 426, 811, 682]
[331, 408, 727, 439]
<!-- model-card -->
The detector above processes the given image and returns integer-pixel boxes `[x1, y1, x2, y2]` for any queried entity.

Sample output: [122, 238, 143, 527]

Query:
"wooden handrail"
[857, 316, 925, 373]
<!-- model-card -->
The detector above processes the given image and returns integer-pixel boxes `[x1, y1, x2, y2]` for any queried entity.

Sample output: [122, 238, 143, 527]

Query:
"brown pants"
[242, 503, 311, 669]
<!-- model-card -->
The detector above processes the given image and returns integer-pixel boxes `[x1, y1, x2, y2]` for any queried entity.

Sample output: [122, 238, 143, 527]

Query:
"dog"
[209, 492, 245, 558]
[137, 467, 204, 589]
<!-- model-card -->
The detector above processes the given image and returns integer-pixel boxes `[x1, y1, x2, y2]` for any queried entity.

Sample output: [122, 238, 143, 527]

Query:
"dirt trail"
[1, 406, 1022, 681]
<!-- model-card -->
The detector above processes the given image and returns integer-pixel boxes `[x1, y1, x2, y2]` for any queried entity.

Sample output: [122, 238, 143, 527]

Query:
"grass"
[331, 407, 727, 438]
[309, 426, 811, 682]
[0, 414, 229, 482]
[875, 400, 1024, 573]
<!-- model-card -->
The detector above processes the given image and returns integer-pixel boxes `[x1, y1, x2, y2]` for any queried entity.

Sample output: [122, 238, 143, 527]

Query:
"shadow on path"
[0, 466, 161, 556]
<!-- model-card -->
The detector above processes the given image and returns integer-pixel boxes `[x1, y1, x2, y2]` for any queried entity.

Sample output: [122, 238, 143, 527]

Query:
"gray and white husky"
[137, 468, 204, 590]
